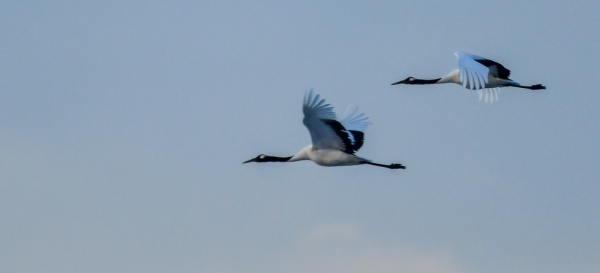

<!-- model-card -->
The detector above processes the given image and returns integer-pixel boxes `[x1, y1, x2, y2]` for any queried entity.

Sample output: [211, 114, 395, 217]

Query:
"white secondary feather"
[478, 88, 501, 103]
[455, 52, 489, 90]
[302, 89, 345, 150]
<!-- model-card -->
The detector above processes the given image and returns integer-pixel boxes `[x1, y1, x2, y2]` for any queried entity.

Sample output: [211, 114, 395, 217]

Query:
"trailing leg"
[363, 161, 406, 169]
[512, 84, 546, 90]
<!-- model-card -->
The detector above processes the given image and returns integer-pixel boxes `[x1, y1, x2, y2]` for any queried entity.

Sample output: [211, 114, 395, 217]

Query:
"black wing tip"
[475, 59, 511, 79]
[322, 119, 356, 154]
[348, 130, 365, 153]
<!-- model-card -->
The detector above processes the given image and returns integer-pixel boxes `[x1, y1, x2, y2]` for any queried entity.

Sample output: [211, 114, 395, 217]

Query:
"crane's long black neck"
[407, 78, 441, 84]
[259, 155, 292, 162]
[244, 154, 293, 164]
[392, 78, 441, 85]
[362, 161, 406, 169]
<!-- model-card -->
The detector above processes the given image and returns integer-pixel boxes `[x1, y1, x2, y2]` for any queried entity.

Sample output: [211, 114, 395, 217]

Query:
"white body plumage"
[244, 90, 405, 169]
[393, 52, 545, 102]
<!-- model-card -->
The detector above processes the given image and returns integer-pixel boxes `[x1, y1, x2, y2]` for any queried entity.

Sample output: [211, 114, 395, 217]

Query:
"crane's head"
[243, 154, 292, 164]
[243, 154, 267, 163]
[391, 77, 415, 85]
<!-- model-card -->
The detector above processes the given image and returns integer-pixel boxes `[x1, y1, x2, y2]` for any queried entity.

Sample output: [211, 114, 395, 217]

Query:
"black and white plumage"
[392, 52, 546, 102]
[243, 90, 405, 169]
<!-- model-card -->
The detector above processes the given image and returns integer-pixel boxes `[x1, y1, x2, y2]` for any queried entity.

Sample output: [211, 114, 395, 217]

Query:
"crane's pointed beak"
[243, 157, 257, 164]
[391, 79, 405, 85]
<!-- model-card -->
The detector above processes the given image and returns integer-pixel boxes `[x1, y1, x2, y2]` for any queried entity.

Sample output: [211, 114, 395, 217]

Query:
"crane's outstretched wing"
[339, 104, 371, 153]
[455, 52, 491, 90]
[456, 52, 515, 102]
[302, 90, 356, 153]
[468, 53, 511, 80]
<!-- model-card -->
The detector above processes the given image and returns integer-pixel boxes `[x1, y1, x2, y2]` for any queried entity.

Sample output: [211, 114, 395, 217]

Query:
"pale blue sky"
[1, 1, 598, 273]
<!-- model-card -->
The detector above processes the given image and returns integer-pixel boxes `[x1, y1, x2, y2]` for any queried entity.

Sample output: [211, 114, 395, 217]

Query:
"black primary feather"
[322, 120, 358, 154]
[348, 130, 365, 152]
[475, 59, 511, 79]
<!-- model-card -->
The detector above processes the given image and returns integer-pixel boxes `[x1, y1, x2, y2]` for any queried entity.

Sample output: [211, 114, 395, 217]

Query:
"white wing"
[302, 89, 348, 150]
[339, 104, 370, 132]
[455, 52, 489, 90]
[478, 88, 501, 103]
